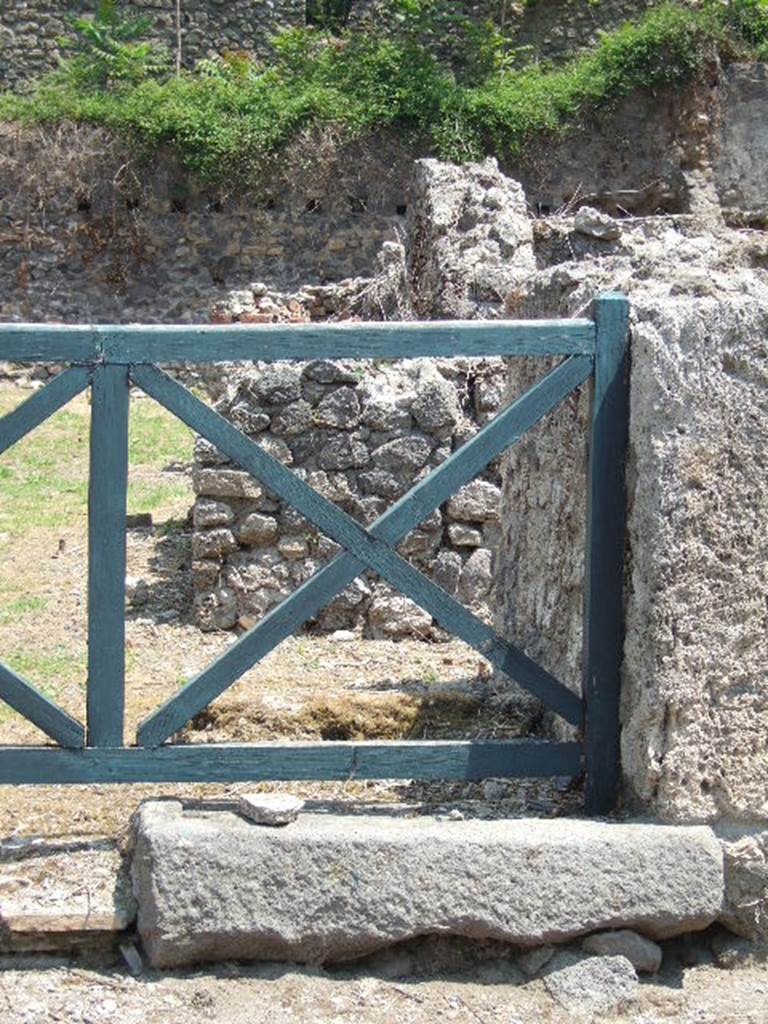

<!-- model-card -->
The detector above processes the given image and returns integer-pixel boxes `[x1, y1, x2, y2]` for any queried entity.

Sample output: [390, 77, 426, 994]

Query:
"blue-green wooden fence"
[0, 295, 629, 813]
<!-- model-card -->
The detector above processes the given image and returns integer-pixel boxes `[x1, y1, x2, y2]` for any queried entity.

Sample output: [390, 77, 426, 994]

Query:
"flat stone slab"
[0, 841, 135, 952]
[131, 801, 724, 968]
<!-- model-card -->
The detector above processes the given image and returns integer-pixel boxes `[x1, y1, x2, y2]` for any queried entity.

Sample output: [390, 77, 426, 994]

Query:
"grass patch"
[0, 595, 49, 624]
[1, 2, 767, 181]
[0, 385, 193, 535]
[1, 646, 87, 692]
[128, 402, 193, 467]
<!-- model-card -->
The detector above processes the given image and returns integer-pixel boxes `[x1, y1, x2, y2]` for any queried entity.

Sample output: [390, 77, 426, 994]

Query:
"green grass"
[0, 645, 87, 723]
[1, 1, 766, 181]
[0, 387, 193, 535]
[0, 595, 49, 624]
[2, 647, 87, 690]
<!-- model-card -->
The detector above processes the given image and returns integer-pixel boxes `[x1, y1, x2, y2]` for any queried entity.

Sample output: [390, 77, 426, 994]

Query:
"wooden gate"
[0, 294, 629, 813]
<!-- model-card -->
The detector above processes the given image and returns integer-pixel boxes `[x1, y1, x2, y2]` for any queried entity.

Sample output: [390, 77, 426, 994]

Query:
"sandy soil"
[1, 944, 768, 1024]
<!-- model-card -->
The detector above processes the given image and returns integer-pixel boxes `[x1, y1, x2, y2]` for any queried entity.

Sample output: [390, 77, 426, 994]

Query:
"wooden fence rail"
[0, 295, 629, 813]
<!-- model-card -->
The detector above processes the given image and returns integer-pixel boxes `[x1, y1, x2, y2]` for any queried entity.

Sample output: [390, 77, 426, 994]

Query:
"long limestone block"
[131, 801, 724, 968]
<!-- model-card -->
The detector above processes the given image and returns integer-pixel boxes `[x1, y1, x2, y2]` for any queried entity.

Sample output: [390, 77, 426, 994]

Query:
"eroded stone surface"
[237, 794, 305, 827]
[543, 952, 639, 1016]
[131, 802, 723, 968]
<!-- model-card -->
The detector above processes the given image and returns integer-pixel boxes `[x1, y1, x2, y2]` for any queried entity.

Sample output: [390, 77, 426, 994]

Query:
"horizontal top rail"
[0, 319, 596, 364]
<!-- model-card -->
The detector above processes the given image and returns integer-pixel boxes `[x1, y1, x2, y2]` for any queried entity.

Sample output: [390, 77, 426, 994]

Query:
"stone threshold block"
[131, 801, 724, 968]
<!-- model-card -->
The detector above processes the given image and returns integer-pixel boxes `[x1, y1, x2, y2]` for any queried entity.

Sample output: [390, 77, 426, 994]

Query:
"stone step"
[131, 800, 724, 968]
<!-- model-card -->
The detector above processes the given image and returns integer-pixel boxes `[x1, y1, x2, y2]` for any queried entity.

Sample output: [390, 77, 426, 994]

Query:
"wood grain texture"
[0, 740, 582, 784]
[0, 661, 85, 748]
[583, 294, 630, 815]
[134, 363, 584, 746]
[87, 365, 129, 748]
[0, 325, 99, 363]
[0, 367, 90, 456]
[102, 320, 594, 361]
[0, 320, 595, 363]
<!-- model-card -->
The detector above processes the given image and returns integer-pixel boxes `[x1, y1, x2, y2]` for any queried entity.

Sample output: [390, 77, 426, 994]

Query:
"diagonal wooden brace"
[0, 366, 90, 456]
[134, 358, 589, 746]
[0, 661, 85, 748]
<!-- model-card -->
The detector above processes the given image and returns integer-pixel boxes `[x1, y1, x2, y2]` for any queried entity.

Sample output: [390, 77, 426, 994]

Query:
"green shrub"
[1, 0, 767, 184]
[57, 0, 168, 88]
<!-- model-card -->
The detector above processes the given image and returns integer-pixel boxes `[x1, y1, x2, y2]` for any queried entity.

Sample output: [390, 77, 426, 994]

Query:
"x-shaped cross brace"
[134, 356, 590, 747]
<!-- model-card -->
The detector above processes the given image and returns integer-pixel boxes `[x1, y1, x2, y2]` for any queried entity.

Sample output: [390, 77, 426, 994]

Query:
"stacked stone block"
[191, 356, 506, 636]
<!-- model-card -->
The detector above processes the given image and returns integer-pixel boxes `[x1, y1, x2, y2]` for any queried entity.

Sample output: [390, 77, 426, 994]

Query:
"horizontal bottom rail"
[0, 740, 582, 785]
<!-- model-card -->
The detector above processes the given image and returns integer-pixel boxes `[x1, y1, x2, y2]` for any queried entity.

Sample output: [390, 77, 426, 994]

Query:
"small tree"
[59, 0, 168, 88]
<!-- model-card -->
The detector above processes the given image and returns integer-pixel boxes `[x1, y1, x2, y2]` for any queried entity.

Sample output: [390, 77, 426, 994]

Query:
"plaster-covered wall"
[715, 63, 768, 215]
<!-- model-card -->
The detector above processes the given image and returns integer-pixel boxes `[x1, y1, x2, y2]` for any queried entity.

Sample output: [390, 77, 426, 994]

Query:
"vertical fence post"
[583, 293, 630, 815]
[87, 363, 129, 747]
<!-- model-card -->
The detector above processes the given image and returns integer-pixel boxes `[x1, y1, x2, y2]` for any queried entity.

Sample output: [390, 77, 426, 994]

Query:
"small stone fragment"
[193, 468, 262, 500]
[238, 793, 305, 827]
[239, 513, 279, 547]
[412, 371, 461, 432]
[544, 953, 638, 1015]
[194, 499, 235, 529]
[448, 523, 483, 547]
[125, 576, 149, 607]
[318, 434, 371, 471]
[573, 205, 622, 241]
[372, 435, 433, 473]
[192, 528, 238, 560]
[253, 366, 302, 405]
[582, 929, 663, 974]
[277, 535, 309, 560]
[315, 386, 362, 429]
[459, 547, 494, 602]
[368, 589, 433, 639]
[446, 480, 501, 522]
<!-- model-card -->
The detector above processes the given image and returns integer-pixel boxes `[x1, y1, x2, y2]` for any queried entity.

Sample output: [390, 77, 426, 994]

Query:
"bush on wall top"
[0, 0, 767, 184]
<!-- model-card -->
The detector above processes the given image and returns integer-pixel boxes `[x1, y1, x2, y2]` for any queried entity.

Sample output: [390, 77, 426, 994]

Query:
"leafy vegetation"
[1, 0, 767, 182]
[57, 0, 168, 88]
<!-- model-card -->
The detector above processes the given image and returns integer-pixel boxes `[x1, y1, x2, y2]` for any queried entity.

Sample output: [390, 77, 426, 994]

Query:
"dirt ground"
[0, 379, 565, 843]
[1, 943, 768, 1024]
[2, 379, 768, 1023]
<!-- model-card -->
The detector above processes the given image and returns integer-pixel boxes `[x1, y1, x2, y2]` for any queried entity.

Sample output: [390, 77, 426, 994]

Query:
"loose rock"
[573, 205, 622, 241]
[543, 953, 638, 1015]
[238, 794, 305, 827]
[582, 929, 663, 973]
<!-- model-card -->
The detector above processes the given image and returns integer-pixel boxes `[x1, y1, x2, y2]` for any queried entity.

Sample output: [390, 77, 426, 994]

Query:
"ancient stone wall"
[191, 341, 506, 637]
[1, 0, 666, 90]
[714, 63, 768, 216]
[0, 0, 303, 90]
[402, 153, 768, 932]
[188, 157, 533, 638]
[4, 64, 765, 327]
[0, 125, 409, 324]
